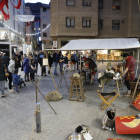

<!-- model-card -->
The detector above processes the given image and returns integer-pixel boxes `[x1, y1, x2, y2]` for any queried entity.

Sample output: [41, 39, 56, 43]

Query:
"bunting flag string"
[26, 19, 41, 26]
[10, 0, 22, 9]
[0, 0, 22, 20]
[0, 0, 10, 20]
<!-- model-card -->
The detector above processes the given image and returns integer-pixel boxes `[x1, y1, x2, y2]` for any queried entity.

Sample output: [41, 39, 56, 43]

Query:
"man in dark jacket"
[53, 51, 59, 75]
[2, 53, 10, 68]
[48, 52, 53, 74]
[38, 50, 46, 76]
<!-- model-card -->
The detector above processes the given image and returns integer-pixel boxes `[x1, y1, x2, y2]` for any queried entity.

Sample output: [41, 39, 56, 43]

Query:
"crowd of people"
[0, 50, 97, 97]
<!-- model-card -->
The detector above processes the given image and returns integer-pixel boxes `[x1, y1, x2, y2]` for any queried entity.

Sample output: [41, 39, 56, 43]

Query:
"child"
[12, 69, 20, 93]
[30, 59, 36, 81]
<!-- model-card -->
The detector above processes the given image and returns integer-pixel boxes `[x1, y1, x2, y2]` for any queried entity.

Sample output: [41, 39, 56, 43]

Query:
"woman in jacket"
[48, 52, 53, 74]
[23, 57, 30, 82]
[0, 58, 7, 97]
[8, 56, 17, 92]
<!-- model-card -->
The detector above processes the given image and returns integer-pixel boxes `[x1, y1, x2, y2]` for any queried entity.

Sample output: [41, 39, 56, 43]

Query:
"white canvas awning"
[15, 15, 35, 22]
[60, 38, 140, 51]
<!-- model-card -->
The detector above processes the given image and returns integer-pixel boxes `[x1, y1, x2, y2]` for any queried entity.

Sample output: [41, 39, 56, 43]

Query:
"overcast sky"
[25, 0, 50, 4]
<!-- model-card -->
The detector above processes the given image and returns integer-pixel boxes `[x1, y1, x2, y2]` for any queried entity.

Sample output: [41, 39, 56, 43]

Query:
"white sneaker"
[9, 89, 14, 92]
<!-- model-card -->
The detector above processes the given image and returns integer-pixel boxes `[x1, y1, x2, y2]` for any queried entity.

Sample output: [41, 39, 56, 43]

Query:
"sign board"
[53, 41, 57, 48]
[43, 58, 48, 66]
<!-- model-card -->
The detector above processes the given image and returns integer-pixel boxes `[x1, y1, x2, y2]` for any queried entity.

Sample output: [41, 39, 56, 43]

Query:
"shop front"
[97, 50, 123, 61]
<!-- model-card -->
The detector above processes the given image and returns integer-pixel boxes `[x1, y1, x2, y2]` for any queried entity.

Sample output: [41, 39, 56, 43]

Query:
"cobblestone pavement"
[0, 62, 140, 140]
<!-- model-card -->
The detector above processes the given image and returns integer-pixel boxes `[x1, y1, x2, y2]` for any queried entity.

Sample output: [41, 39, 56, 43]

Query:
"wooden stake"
[130, 74, 140, 106]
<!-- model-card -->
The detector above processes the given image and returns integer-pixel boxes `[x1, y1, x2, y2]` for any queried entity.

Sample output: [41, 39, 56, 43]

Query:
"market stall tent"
[60, 38, 140, 50]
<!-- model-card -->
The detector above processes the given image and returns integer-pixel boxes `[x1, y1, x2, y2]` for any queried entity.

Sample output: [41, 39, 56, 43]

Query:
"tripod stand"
[57, 65, 69, 92]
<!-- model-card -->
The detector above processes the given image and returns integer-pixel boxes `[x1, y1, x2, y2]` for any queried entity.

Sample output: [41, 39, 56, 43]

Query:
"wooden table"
[69, 77, 85, 102]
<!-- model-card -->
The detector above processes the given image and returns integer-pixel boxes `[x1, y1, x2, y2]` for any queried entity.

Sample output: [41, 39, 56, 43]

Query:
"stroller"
[18, 75, 26, 88]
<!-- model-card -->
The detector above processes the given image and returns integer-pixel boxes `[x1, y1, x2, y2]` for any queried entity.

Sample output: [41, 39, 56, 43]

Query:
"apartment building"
[0, 0, 25, 57]
[40, 5, 52, 49]
[50, 0, 140, 48]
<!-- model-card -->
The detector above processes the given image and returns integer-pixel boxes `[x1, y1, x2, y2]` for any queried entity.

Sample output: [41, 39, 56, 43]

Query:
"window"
[43, 16, 47, 21]
[0, 15, 4, 27]
[13, 20, 15, 29]
[66, 0, 75, 6]
[43, 33, 47, 37]
[66, 17, 75, 27]
[112, 20, 120, 30]
[82, 17, 91, 27]
[98, 20, 103, 29]
[113, 0, 121, 10]
[98, 0, 103, 9]
[83, 0, 91, 6]
[43, 24, 47, 28]
[43, 8, 47, 12]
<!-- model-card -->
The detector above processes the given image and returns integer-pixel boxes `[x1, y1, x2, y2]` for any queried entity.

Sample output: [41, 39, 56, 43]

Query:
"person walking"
[12, 69, 20, 93]
[58, 51, 64, 75]
[70, 54, 75, 71]
[53, 51, 59, 75]
[48, 52, 53, 74]
[23, 57, 30, 82]
[30, 59, 36, 81]
[64, 53, 68, 72]
[33, 51, 39, 76]
[73, 51, 79, 70]
[2, 53, 10, 68]
[0, 58, 7, 97]
[38, 50, 46, 76]
[8, 57, 17, 92]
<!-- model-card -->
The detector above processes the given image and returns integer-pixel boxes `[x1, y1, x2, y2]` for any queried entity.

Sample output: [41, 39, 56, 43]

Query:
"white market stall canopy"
[46, 38, 140, 51]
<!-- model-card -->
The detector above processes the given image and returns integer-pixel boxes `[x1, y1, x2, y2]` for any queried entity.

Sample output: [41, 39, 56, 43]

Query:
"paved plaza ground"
[0, 62, 140, 140]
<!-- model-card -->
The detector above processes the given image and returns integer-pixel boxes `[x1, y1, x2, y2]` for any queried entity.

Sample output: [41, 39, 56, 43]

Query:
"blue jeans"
[54, 62, 58, 74]
[0, 81, 5, 96]
[59, 62, 63, 72]
[14, 83, 18, 92]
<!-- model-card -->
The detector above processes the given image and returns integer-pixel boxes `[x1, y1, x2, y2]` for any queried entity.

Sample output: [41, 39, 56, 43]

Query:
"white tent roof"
[59, 38, 140, 51]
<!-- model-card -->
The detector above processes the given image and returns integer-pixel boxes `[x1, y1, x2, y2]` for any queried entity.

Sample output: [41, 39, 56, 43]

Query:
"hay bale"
[45, 90, 63, 101]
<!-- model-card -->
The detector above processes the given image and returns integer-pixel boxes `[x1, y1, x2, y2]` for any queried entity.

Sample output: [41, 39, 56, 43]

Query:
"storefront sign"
[53, 41, 57, 48]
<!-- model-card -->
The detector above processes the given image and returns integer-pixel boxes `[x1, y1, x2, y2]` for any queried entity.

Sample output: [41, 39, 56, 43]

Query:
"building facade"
[0, 0, 25, 57]
[40, 5, 52, 49]
[50, 0, 140, 48]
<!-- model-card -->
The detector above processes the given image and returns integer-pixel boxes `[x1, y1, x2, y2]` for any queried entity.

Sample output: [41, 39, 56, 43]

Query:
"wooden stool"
[69, 77, 84, 102]
[97, 90, 119, 110]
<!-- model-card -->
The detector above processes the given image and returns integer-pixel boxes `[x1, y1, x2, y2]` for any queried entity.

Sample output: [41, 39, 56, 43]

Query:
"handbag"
[4, 64, 9, 77]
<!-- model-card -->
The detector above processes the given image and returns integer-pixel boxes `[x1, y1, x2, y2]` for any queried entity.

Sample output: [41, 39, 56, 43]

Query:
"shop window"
[43, 33, 47, 37]
[83, 0, 91, 6]
[113, 0, 121, 10]
[0, 31, 9, 42]
[66, 17, 75, 27]
[98, 20, 103, 29]
[66, 0, 75, 6]
[98, 0, 103, 9]
[0, 15, 4, 27]
[43, 8, 47, 12]
[43, 24, 47, 28]
[82, 17, 91, 27]
[112, 20, 120, 30]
